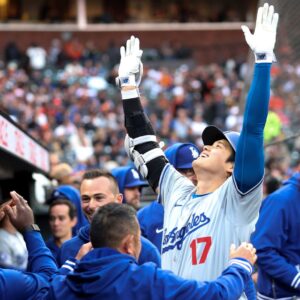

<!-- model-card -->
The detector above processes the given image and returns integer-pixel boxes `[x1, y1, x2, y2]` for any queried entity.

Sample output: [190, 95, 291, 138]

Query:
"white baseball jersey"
[159, 163, 262, 282]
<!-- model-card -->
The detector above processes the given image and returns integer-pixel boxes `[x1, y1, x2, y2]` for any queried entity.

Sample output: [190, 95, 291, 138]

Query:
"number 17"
[190, 236, 212, 265]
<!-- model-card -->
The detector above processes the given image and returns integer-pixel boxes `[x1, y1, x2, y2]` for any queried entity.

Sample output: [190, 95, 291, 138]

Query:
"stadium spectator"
[26, 43, 47, 70]
[4, 42, 21, 65]
[50, 163, 74, 186]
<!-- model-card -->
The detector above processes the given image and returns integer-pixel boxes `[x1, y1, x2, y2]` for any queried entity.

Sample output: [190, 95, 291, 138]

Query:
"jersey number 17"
[190, 236, 212, 265]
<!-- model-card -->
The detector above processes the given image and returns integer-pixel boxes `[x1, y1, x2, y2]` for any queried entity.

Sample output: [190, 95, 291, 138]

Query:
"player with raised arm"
[117, 3, 278, 299]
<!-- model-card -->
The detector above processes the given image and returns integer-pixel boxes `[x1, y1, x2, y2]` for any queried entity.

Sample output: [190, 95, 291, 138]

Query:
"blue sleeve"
[0, 269, 49, 300]
[137, 209, 147, 238]
[139, 236, 161, 267]
[251, 195, 299, 288]
[244, 278, 257, 300]
[56, 238, 79, 267]
[154, 261, 252, 300]
[23, 231, 57, 280]
[234, 63, 271, 193]
[58, 258, 78, 275]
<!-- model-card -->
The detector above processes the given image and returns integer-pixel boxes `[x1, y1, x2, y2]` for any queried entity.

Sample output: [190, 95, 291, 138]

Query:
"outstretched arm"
[234, 3, 279, 193]
[118, 36, 168, 192]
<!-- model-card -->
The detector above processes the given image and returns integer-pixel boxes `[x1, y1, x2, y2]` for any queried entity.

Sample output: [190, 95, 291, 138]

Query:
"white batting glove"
[116, 35, 143, 88]
[241, 3, 279, 63]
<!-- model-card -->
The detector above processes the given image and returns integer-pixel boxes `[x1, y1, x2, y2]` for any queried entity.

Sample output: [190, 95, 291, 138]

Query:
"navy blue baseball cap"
[165, 143, 200, 169]
[202, 125, 240, 153]
[125, 168, 148, 188]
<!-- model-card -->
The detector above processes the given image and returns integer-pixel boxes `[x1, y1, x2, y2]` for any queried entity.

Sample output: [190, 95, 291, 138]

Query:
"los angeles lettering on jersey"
[162, 212, 210, 253]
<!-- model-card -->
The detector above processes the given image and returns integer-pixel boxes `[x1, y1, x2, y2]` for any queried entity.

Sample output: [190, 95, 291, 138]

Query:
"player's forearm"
[243, 63, 271, 132]
[122, 90, 156, 138]
[24, 231, 57, 279]
[244, 279, 256, 300]
[121, 89, 167, 191]
[234, 63, 271, 192]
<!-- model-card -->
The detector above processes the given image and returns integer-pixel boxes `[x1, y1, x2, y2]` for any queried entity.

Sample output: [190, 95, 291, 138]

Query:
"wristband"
[116, 75, 137, 89]
[254, 52, 275, 63]
[23, 224, 41, 233]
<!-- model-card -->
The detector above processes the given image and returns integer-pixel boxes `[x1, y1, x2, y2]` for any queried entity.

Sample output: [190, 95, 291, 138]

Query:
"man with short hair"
[112, 166, 148, 210]
[58, 169, 161, 266]
[48, 202, 257, 300]
[46, 199, 78, 261]
[48, 185, 88, 236]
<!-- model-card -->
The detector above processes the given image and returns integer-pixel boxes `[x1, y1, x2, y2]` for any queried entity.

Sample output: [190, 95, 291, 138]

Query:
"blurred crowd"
[0, 36, 300, 192]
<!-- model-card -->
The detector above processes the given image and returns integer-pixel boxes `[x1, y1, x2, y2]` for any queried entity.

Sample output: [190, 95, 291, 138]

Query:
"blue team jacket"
[0, 231, 57, 300]
[138, 201, 164, 251]
[251, 173, 300, 298]
[47, 247, 252, 300]
[58, 224, 161, 267]
[46, 237, 60, 263]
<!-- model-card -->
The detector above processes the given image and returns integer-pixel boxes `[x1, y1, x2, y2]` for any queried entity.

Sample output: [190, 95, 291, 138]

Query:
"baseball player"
[111, 166, 148, 210]
[116, 2, 278, 298]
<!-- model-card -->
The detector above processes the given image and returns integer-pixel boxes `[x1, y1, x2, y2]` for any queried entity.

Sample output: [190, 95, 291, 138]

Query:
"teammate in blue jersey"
[116, 3, 278, 299]
[46, 199, 78, 262]
[112, 166, 148, 210]
[251, 168, 300, 299]
[0, 191, 57, 300]
[137, 142, 200, 250]
[58, 169, 161, 266]
[48, 202, 257, 300]
[47, 185, 88, 236]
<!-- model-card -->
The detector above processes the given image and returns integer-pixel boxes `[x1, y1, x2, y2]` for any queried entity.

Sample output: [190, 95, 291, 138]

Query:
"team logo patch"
[162, 212, 210, 253]
[131, 169, 140, 179]
[190, 147, 199, 159]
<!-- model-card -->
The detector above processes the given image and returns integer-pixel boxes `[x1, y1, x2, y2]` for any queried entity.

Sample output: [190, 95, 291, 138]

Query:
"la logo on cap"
[131, 169, 140, 179]
[189, 147, 199, 159]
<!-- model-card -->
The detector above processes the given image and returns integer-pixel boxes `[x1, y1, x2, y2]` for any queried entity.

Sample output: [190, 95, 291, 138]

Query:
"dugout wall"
[0, 110, 50, 204]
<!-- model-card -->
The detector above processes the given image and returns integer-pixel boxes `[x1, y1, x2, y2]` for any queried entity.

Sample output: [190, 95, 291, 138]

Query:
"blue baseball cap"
[202, 125, 240, 153]
[165, 143, 200, 169]
[125, 168, 148, 188]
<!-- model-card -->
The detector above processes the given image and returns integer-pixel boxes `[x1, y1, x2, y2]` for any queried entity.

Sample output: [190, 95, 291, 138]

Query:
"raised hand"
[116, 35, 143, 88]
[241, 3, 279, 63]
[4, 191, 34, 232]
[230, 242, 257, 266]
